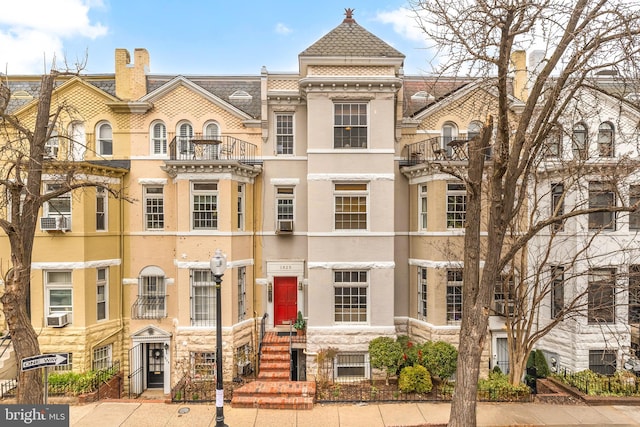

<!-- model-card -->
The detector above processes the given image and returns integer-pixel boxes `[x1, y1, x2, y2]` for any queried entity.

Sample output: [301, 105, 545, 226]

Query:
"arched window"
[545, 125, 563, 158]
[572, 122, 588, 160]
[467, 121, 482, 140]
[204, 122, 220, 139]
[96, 122, 113, 156]
[177, 122, 193, 155]
[598, 122, 614, 157]
[151, 122, 167, 155]
[442, 121, 458, 158]
[135, 266, 166, 319]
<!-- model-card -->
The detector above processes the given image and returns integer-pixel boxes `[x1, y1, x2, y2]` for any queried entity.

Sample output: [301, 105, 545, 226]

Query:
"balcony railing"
[168, 134, 260, 165]
[131, 296, 166, 319]
[401, 136, 472, 166]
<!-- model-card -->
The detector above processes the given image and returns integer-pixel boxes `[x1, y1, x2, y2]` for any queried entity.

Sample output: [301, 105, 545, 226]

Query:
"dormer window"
[229, 90, 252, 100]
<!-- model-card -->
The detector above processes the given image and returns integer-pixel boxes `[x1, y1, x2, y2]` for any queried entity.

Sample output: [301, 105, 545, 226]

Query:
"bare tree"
[408, 1, 640, 426]
[0, 69, 125, 403]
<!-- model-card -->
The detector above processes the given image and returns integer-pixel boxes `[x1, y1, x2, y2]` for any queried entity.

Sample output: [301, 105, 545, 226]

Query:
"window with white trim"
[276, 187, 294, 232]
[446, 269, 463, 324]
[136, 268, 166, 319]
[335, 353, 367, 381]
[96, 186, 107, 231]
[545, 126, 562, 158]
[588, 268, 615, 324]
[144, 186, 164, 230]
[44, 183, 71, 229]
[191, 269, 215, 326]
[97, 267, 108, 321]
[238, 266, 246, 322]
[630, 265, 640, 324]
[551, 183, 564, 232]
[550, 265, 564, 319]
[191, 351, 216, 379]
[45, 270, 73, 321]
[276, 113, 294, 154]
[419, 185, 427, 230]
[192, 182, 218, 230]
[598, 122, 614, 157]
[630, 185, 640, 230]
[572, 122, 588, 160]
[334, 270, 368, 323]
[446, 183, 466, 229]
[92, 344, 112, 371]
[237, 184, 245, 230]
[418, 267, 427, 320]
[178, 122, 194, 154]
[334, 103, 367, 148]
[45, 129, 59, 158]
[442, 121, 458, 158]
[151, 122, 167, 155]
[334, 183, 368, 230]
[97, 122, 113, 156]
[589, 182, 615, 230]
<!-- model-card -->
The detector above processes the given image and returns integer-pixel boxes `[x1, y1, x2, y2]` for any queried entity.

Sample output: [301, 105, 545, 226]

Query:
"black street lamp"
[210, 249, 228, 427]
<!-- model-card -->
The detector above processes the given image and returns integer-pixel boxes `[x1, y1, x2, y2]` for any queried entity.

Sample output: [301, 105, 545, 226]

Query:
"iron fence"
[555, 365, 640, 396]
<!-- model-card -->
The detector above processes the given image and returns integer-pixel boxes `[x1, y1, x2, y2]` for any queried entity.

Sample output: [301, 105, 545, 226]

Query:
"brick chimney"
[115, 48, 149, 100]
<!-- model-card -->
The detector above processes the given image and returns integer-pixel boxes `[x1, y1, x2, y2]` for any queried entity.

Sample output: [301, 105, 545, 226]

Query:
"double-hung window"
[630, 265, 640, 324]
[493, 274, 515, 316]
[334, 270, 368, 323]
[545, 127, 562, 158]
[238, 266, 246, 322]
[276, 113, 294, 154]
[572, 123, 588, 160]
[192, 182, 218, 230]
[589, 350, 616, 375]
[588, 268, 615, 324]
[550, 265, 564, 319]
[192, 352, 216, 379]
[96, 186, 107, 231]
[191, 269, 215, 326]
[446, 183, 466, 229]
[178, 122, 194, 154]
[598, 122, 614, 157]
[144, 186, 164, 230]
[419, 185, 427, 230]
[137, 272, 166, 319]
[551, 183, 564, 232]
[446, 269, 463, 324]
[589, 182, 616, 230]
[45, 130, 59, 158]
[276, 187, 294, 232]
[418, 267, 427, 320]
[629, 185, 640, 230]
[45, 270, 73, 321]
[334, 183, 368, 230]
[44, 183, 71, 230]
[237, 184, 245, 230]
[334, 103, 367, 148]
[97, 267, 108, 321]
[97, 122, 113, 156]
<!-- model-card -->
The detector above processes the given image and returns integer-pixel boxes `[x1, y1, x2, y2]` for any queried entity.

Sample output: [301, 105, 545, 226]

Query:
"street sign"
[21, 353, 69, 372]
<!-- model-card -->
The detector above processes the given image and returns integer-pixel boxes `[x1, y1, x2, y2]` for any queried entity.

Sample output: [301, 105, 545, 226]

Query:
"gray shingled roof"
[300, 18, 404, 58]
[147, 77, 262, 119]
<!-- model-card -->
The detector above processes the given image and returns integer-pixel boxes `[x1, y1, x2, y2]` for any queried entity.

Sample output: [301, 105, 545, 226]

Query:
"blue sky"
[0, 0, 434, 76]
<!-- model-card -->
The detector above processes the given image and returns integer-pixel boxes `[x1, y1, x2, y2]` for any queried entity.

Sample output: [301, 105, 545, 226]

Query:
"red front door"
[274, 276, 298, 325]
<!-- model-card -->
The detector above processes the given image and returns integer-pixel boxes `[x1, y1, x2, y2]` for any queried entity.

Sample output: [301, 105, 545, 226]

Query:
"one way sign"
[21, 353, 69, 371]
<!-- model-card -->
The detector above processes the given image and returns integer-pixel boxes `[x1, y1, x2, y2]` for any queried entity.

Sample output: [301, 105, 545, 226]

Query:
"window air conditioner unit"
[277, 220, 293, 234]
[40, 216, 71, 231]
[494, 301, 515, 316]
[238, 362, 252, 376]
[46, 312, 70, 327]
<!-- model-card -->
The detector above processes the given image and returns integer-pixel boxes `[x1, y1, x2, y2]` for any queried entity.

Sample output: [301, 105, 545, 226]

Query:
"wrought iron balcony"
[131, 296, 166, 319]
[167, 134, 260, 165]
[400, 136, 472, 167]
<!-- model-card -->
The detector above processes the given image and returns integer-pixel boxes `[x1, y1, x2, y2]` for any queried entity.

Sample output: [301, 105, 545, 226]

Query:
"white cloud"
[275, 23, 292, 35]
[0, 0, 107, 74]
[375, 7, 426, 43]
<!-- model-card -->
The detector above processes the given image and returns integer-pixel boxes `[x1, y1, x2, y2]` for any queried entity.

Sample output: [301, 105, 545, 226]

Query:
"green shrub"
[369, 337, 403, 384]
[478, 371, 530, 401]
[397, 336, 421, 370]
[420, 341, 458, 381]
[527, 349, 550, 378]
[398, 365, 433, 393]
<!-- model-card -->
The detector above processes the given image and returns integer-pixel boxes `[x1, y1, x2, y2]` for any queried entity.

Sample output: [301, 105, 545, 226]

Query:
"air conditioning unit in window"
[494, 301, 515, 316]
[40, 216, 71, 231]
[238, 362, 252, 376]
[276, 220, 293, 234]
[46, 312, 70, 327]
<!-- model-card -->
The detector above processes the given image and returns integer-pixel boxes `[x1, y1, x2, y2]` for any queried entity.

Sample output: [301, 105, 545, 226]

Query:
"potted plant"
[293, 311, 306, 335]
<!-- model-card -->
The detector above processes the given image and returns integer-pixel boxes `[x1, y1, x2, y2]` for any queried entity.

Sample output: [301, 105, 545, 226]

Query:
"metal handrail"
[257, 313, 268, 374]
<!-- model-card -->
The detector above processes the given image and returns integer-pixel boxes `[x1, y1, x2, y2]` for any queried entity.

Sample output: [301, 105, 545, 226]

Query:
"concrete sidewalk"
[69, 401, 640, 426]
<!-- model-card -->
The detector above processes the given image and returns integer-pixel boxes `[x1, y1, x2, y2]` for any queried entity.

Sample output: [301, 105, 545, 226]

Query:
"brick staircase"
[231, 332, 315, 410]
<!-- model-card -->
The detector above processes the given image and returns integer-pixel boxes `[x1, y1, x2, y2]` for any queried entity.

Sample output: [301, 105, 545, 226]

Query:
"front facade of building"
[2, 12, 640, 394]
